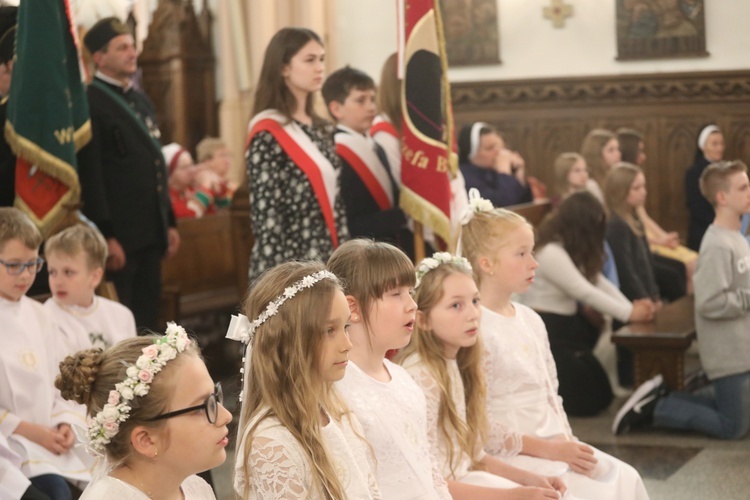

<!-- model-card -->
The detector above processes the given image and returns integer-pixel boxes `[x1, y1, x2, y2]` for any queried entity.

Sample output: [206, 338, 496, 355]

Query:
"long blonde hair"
[238, 261, 347, 500]
[604, 162, 645, 237]
[580, 128, 617, 189]
[394, 263, 487, 479]
[458, 208, 528, 286]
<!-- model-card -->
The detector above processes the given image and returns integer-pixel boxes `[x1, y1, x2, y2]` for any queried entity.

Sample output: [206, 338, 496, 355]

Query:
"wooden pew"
[612, 296, 696, 390]
[507, 199, 552, 227]
[160, 189, 253, 321]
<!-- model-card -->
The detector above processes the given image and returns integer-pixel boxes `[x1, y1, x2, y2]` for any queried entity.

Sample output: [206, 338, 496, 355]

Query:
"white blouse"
[80, 475, 214, 499]
[235, 409, 381, 499]
[522, 242, 632, 322]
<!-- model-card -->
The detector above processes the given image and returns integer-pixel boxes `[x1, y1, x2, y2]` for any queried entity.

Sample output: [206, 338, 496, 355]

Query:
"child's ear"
[715, 190, 727, 207]
[90, 266, 104, 289]
[129, 425, 160, 460]
[477, 255, 494, 276]
[346, 295, 362, 322]
[328, 100, 343, 122]
[415, 310, 429, 331]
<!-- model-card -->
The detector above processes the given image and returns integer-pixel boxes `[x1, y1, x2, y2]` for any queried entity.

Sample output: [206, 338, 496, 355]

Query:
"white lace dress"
[401, 354, 519, 489]
[234, 409, 381, 499]
[336, 359, 451, 500]
[79, 475, 214, 499]
[482, 303, 650, 500]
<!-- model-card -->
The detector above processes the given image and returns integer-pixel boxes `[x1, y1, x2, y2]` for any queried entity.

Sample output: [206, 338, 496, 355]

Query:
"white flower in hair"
[415, 252, 473, 288]
[461, 188, 494, 225]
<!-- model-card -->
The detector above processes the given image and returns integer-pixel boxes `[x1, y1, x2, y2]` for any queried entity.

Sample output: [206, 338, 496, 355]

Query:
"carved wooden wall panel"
[139, 0, 217, 154]
[452, 71, 750, 236]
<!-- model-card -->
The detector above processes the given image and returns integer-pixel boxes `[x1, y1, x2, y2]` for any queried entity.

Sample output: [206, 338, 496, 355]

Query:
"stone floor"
[190, 316, 750, 500]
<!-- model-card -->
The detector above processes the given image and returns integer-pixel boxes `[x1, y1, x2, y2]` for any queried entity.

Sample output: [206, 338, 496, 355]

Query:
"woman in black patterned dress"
[245, 28, 349, 283]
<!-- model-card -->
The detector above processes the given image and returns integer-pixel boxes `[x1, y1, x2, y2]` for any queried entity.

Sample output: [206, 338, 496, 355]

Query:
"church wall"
[334, 1, 750, 83]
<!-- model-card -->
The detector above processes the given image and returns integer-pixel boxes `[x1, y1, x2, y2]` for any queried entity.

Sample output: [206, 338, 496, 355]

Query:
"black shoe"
[612, 374, 667, 435]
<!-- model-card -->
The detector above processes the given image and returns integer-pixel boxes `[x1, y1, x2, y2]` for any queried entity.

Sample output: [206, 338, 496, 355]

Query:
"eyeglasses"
[146, 383, 223, 424]
[0, 257, 45, 276]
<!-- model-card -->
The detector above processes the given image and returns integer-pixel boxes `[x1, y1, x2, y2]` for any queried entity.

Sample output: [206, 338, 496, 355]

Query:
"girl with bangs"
[329, 239, 451, 500]
[231, 261, 380, 499]
[459, 198, 649, 499]
[396, 254, 566, 499]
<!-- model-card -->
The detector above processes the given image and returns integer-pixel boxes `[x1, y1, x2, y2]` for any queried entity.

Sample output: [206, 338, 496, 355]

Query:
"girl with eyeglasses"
[55, 324, 231, 499]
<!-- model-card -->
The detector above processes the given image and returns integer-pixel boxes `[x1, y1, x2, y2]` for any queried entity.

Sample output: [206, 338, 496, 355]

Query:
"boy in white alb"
[44, 224, 136, 353]
[0, 208, 92, 498]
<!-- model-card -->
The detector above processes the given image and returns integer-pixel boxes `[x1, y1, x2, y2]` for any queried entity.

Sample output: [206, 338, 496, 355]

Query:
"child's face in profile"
[567, 159, 589, 190]
[169, 154, 197, 191]
[368, 285, 417, 351]
[332, 87, 377, 135]
[47, 250, 102, 308]
[318, 290, 353, 383]
[626, 172, 647, 209]
[208, 147, 232, 178]
[601, 138, 622, 168]
[0, 238, 39, 302]
[422, 272, 481, 360]
[484, 224, 538, 295]
[720, 171, 750, 216]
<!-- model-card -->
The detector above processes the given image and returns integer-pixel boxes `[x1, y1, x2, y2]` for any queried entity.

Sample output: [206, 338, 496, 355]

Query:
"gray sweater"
[694, 224, 750, 380]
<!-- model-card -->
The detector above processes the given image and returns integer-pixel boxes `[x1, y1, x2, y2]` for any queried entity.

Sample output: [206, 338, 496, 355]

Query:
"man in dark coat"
[78, 17, 180, 331]
[0, 6, 17, 207]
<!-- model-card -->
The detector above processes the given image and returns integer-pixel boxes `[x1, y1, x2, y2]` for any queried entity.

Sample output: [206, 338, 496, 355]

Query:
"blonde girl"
[329, 239, 451, 499]
[459, 198, 649, 499]
[55, 325, 230, 499]
[579, 129, 620, 203]
[396, 254, 567, 499]
[230, 261, 380, 500]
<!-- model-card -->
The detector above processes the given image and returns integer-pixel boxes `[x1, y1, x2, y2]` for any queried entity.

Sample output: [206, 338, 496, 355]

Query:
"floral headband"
[225, 269, 338, 401]
[415, 252, 472, 288]
[87, 323, 192, 454]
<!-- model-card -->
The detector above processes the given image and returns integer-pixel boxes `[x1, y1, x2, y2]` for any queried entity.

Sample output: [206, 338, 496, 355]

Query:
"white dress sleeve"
[247, 433, 310, 499]
[481, 350, 524, 457]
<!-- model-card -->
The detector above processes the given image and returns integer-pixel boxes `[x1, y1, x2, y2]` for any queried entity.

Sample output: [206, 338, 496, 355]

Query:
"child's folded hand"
[57, 423, 76, 451]
[15, 421, 68, 455]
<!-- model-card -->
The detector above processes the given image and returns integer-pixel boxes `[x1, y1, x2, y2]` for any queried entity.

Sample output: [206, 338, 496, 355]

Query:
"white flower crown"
[86, 323, 192, 455]
[460, 188, 494, 225]
[415, 252, 473, 288]
[225, 269, 338, 401]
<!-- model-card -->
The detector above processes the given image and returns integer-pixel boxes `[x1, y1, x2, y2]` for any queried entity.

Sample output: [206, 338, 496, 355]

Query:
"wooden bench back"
[507, 199, 552, 228]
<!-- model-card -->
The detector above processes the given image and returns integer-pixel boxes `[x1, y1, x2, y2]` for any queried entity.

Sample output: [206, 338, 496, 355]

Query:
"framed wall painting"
[440, 0, 501, 66]
[616, 0, 708, 60]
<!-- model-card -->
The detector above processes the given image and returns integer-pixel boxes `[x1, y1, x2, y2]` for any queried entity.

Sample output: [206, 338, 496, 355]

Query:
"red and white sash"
[335, 126, 394, 210]
[369, 114, 402, 185]
[247, 110, 339, 248]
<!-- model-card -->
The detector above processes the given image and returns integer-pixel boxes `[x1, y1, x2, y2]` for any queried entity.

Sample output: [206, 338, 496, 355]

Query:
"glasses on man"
[0, 257, 45, 276]
[146, 382, 223, 424]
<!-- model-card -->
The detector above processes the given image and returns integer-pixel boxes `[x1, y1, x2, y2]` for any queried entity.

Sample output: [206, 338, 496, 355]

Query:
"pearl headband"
[225, 269, 338, 401]
[697, 125, 720, 151]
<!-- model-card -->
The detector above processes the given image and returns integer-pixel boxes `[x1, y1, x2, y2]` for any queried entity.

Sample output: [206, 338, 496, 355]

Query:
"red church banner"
[400, 0, 456, 246]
